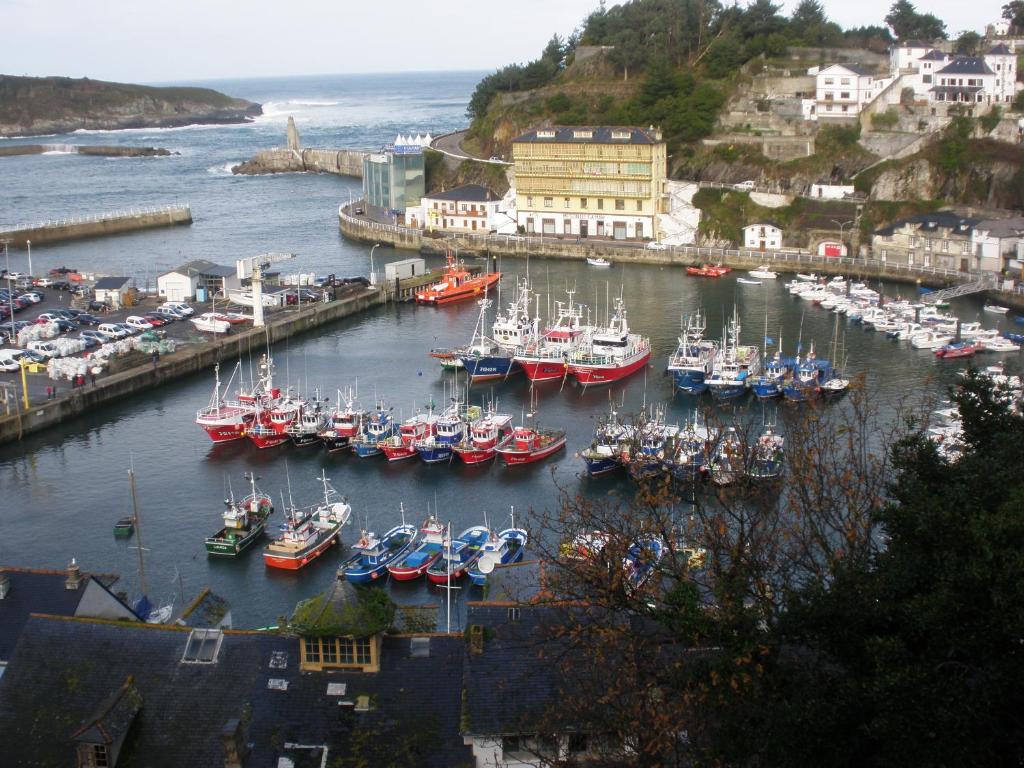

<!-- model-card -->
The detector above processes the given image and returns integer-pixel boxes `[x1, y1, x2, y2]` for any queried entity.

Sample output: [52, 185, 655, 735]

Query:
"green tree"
[955, 30, 983, 55]
[885, 0, 947, 40]
[1003, 0, 1024, 32]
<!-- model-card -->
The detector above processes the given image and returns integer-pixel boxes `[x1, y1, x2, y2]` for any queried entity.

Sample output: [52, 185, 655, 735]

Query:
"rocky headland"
[0, 75, 261, 137]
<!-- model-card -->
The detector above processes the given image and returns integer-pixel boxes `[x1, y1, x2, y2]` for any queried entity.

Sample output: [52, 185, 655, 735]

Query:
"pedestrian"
[152, 350, 159, 369]
[89, 371, 96, 386]
[45, 385, 52, 400]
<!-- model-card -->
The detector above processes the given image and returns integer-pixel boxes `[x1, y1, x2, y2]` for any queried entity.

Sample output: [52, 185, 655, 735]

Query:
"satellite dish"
[478, 556, 497, 574]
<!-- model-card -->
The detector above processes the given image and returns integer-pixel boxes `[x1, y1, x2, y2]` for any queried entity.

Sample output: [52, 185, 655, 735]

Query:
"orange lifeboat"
[415, 251, 500, 305]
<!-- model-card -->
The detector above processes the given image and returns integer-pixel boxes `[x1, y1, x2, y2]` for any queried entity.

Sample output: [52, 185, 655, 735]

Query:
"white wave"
[70, 121, 254, 136]
[0, 133, 59, 140]
[206, 161, 239, 176]
[42, 150, 74, 155]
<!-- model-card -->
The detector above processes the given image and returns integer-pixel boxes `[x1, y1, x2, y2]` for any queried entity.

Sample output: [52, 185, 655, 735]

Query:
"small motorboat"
[190, 313, 231, 334]
[749, 265, 778, 279]
[623, 536, 664, 592]
[415, 251, 501, 305]
[428, 348, 464, 370]
[737, 278, 762, 285]
[1002, 331, 1024, 344]
[984, 303, 1010, 314]
[425, 525, 490, 584]
[935, 341, 976, 359]
[687, 264, 732, 277]
[387, 516, 447, 581]
[586, 257, 612, 267]
[113, 517, 135, 538]
[337, 521, 417, 584]
[796, 273, 818, 282]
[205, 473, 273, 556]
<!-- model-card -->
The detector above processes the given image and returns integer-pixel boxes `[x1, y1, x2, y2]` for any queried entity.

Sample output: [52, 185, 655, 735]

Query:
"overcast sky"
[0, 0, 999, 83]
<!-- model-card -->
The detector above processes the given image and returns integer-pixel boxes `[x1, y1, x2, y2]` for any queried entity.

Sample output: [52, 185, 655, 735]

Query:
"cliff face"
[0, 75, 261, 137]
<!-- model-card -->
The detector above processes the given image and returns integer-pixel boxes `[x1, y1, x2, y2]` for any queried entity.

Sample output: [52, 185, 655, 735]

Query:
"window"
[924, 239, 931, 251]
[355, 637, 372, 665]
[962, 242, 971, 254]
[543, 197, 553, 208]
[840, 92, 850, 99]
[597, 198, 604, 210]
[611, 129, 631, 140]
[614, 199, 625, 211]
[182, 628, 223, 664]
[305, 638, 321, 664]
[573, 129, 593, 139]
[564, 197, 570, 208]
[942, 240, 949, 253]
[824, 78, 834, 85]
[923, 74, 932, 83]
[93, 745, 110, 768]
[537, 129, 555, 138]
[322, 638, 338, 665]
[580, 197, 587, 209]
[339, 639, 353, 664]
[526, 196, 533, 207]
[636, 200, 643, 211]
[508, 607, 521, 622]
[909, 236, 918, 247]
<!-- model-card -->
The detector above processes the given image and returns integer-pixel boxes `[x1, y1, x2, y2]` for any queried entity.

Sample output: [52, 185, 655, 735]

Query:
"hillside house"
[815, 64, 878, 118]
[971, 217, 1024, 273]
[872, 211, 980, 270]
[418, 184, 505, 233]
[744, 222, 783, 250]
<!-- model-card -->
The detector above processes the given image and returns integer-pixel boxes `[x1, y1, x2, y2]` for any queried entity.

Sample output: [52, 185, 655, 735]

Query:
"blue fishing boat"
[661, 416, 710, 483]
[467, 526, 529, 586]
[579, 403, 631, 477]
[350, 401, 395, 458]
[426, 525, 490, 584]
[624, 410, 672, 481]
[455, 294, 524, 383]
[747, 426, 785, 480]
[709, 427, 744, 486]
[415, 399, 476, 464]
[338, 518, 417, 584]
[667, 310, 718, 394]
[750, 351, 793, 399]
[783, 343, 832, 402]
[1003, 331, 1024, 344]
[623, 536, 664, 592]
[707, 308, 760, 402]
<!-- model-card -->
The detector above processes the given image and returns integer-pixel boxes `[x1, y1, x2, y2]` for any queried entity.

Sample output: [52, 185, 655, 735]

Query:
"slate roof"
[874, 211, 980, 237]
[987, 44, 1014, 55]
[821, 62, 874, 77]
[744, 221, 782, 231]
[513, 126, 659, 145]
[975, 216, 1024, 238]
[919, 49, 950, 61]
[0, 616, 473, 768]
[423, 184, 500, 203]
[936, 57, 995, 75]
[93, 276, 131, 290]
[0, 566, 130, 661]
[164, 259, 236, 278]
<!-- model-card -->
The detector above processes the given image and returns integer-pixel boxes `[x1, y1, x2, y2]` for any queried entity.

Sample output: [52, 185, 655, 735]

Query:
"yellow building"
[512, 126, 668, 241]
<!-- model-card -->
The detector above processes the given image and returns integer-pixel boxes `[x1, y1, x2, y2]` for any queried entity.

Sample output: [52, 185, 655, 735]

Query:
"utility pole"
[26, 239, 32, 278]
[369, 243, 381, 285]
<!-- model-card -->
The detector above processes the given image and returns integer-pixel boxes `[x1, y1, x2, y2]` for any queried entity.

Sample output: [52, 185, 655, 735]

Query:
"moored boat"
[318, 388, 365, 453]
[707, 308, 761, 401]
[623, 536, 664, 592]
[667, 310, 717, 394]
[587, 257, 612, 267]
[425, 525, 490, 584]
[337, 517, 418, 584]
[452, 407, 514, 464]
[195, 361, 257, 443]
[747, 426, 784, 480]
[567, 296, 651, 386]
[350, 401, 395, 458]
[387, 516, 448, 581]
[467, 526, 529, 586]
[415, 250, 500, 305]
[262, 471, 352, 571]
[513, 290, 585, 382]
[709, 427, 744, 486]
[379, 406, 438, 461]
[205, 473, 274, 556]
[495, 423, 567, 466]
[935, 341, 976, 359]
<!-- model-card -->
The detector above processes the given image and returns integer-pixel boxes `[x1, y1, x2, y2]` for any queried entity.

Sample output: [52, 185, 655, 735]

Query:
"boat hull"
[707, 382, 748, 401]
[416, 444, 455, 463]
[452, 446, 497, 465]
[263, 531, 338, 570]
[388, 551, 441, 581]
[199, 421, 249, 443]
[248, 430, 291, 449]
[751, 381, 782, 399]
[515, 357, 569, 382]
[351, 441, 383, 458]
[671, 369, 709, 394]
[459, 354, 520, 382]
[569, 350, 650, 386]
[380, 444, 418, 461]
[581, 454, 621, 477]
[205, 521, 265, 556]
[497, 434, 567, 465]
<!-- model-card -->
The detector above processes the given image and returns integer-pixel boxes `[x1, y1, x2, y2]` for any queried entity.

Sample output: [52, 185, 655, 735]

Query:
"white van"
[125, 315, 154, 331]
[98, 323, 131, 340]
[162, 301, 194, 317]
[26, 340, 59, 359]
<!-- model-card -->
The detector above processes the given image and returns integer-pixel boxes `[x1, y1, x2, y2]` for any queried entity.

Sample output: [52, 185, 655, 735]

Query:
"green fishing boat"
[205, 473, 273, 556]
[113, 517, 135, 537]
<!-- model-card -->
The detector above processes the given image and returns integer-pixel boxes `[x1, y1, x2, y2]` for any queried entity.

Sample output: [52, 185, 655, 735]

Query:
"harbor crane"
[235, 252, 296, 328]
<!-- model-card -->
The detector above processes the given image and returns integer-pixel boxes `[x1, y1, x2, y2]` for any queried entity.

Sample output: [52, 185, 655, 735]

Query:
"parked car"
[33, 277, 54, 287]
[76, 313, 103, 326]
[88, 300, 109, 312]
[161, 301, 194, 317]
[125, 315, 154, 331]
[98, 323, 131, 340]
[26, 340, 59, 359]
[79, 336, 98, 349]
[81, 330, 113, 345]
[113, 322, 138, 336]
[37, 312, 69, 324]
[645, 241, 668, 251]
[144, 313, 169, 327]
[50, 280, 72, 291]
[0, 349, 28, 372]
[71, 284, 89, 297]
[152, 307, 183, 320]
[15, 277, 35, 290]
[52, 319, 79, 334]
[732, 180, 756, 191]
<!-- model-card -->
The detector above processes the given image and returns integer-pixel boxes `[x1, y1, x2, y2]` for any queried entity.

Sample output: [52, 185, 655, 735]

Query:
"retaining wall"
[0, 288, 384, 446]
[0, 205, 192, 247]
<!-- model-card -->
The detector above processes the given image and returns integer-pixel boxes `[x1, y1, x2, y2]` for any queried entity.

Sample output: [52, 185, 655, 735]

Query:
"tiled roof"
[165, 259, 236, 278]
[936, 57, 994, 75]
[0, 616, 473, 767]
[513, 126, 659, 145]
[423, 184, 500, 203]
[93, 276, 130, 290]
[820, 63, 874, 77]
[975, 216, 1024, 238]
[744, 221, 782, 231]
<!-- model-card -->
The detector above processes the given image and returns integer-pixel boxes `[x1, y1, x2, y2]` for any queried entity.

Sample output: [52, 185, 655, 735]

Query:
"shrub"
[871, 109, 899, 130]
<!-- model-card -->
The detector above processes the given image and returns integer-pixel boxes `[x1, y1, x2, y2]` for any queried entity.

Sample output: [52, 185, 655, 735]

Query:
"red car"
[144, 314, 170, 327]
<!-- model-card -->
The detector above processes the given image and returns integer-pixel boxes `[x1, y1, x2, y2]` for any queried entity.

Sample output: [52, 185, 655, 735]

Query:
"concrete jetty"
[0, 204, 192, 247]
[232, 116, 367, 177]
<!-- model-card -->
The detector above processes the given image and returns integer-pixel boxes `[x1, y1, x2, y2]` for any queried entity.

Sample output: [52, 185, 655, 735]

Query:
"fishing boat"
[286, 392, 328, 447]
[661, 416, 711, 483]
[747, 426, 784, 480]
[338, 516, 418, 584]
[415, 250, 500, 305]
[317, 388, 365, 453]
[428, 348, 464, 370]
[425, 525, 490, 584]
[783, 342, 832, 402]
[622, 412, 674, 482]
[262, 471, 352, 571]
[489, 276, 536, 350]
[667, 310, 718, 394]
[379, 406, 438, 461]
[821, 317, 851, 397]
[452, 406, 515, 464]
[205, 473, 274, 556]
[561, 530, 610, 560]
[350, 401, 395, 458]
[513, 290, 586, 382]
[467, 525, 528, 586]
[387, 516, 448, 581]
[456, 297, 520, 382]
[495, 403, 567, 466]
[749, 265, 778, 279]
[247, 389, 305, 449]
[416, 399, 476, 463]
[195, 361, 257, 443]
[587, 257, 612, 267]
[984, 303, 1010, 314]
[750, 351, 791, 399]
[190, 313, 231, 334]
[686, 264, 731, 277]
[567, 295, 651, 386]
[706, 308, 761, 401]
[113, 517, 135, 538]
[623, 536, 664, 592]
[579, 403, 630, 477]
[709, 427, 744, 486]
[935, 341, 976, 359]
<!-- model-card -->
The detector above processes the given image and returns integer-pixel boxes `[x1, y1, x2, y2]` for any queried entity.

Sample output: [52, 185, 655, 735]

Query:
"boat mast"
[129, 466, 148, 598]
[446, 521, 452, 633]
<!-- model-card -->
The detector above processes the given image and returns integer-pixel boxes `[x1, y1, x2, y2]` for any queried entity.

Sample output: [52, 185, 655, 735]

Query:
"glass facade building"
[362, 146, 425, 213]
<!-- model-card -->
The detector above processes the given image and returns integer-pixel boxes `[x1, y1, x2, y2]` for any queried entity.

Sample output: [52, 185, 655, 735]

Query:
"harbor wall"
[0, 205, 192, 247]
[338, 203, 977, 290]
[0, 288, 385, 446]
[231, 148, 366, 178]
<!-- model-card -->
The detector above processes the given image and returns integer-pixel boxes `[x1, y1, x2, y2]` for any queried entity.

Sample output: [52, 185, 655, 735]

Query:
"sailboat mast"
[129, 467, 147, 597]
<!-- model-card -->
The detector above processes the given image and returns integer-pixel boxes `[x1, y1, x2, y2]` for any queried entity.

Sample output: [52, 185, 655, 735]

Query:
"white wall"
[157, 272, 196, 301]
[743, 225, 782, 249]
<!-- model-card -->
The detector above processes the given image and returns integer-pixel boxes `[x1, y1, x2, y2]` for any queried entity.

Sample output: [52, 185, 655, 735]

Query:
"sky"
[0, 0, 999, 84]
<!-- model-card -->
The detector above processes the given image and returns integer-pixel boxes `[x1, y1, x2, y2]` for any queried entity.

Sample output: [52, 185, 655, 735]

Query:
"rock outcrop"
[0, 75, 261, 137]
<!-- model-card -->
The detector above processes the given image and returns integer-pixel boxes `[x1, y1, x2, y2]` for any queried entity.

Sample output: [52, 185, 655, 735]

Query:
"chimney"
[469, 624, 484, 655]
[221, 718, 248, 768]
[65, 558, 82, 590]
[0, 571, 10, 600]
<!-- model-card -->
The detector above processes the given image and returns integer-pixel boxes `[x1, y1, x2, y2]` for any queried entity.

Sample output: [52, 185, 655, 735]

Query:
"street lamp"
[26, 239, 32, 279]
[369, 243, 382, 285]
[832, 219, 854, 256]
[3, 239, 15, 343]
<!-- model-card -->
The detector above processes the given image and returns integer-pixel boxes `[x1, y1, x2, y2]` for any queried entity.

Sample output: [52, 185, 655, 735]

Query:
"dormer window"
[536, 129, 556, 139]
[573, 129, 593, 139]
[611, 129, 631, 140]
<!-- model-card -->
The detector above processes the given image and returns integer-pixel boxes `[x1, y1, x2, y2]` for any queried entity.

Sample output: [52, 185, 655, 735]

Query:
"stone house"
[872, 211, 980, 270]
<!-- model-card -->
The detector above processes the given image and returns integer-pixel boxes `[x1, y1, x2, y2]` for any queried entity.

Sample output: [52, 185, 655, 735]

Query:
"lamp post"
[2, 239, 15, 343]
[369, 242, 382, 285]
[832, 219, 854, 257]
[26, 239, 32, 279]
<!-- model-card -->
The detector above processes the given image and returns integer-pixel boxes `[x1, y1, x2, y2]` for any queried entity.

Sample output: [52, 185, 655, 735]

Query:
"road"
[430, 130, 510, 166]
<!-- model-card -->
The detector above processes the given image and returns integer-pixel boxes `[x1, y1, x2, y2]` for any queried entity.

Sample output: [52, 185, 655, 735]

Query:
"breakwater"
[338, 202, 1008, 295]
[232, 148, 366, 177]
[0, 144, 173, 158]
[0, 204, 192, 247]
[0, 287, 384, 446]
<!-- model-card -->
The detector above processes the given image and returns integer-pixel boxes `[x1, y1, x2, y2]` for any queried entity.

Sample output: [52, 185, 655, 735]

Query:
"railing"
[0, 203, 191, 234]
[338, 203, 985, 285]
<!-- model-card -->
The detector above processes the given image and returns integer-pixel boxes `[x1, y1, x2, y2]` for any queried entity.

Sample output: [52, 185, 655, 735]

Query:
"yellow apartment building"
[511, 126, 668, 242]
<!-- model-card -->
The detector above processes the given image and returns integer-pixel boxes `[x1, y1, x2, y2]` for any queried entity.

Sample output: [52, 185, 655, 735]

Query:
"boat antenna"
[285, 460, 295, 510]
[400, 502, 406, 527]
[446, 521, 452, 634]
[128, 463, 148, 598]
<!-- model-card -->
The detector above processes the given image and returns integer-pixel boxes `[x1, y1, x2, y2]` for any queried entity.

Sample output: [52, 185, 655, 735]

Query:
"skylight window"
[182, 628, 223, 664]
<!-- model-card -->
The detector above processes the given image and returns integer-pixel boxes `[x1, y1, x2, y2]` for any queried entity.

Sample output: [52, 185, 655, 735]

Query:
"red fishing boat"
[935, 341, 976, 359]
[513, 290, 586, 382]
[379, 407, 439, 461]
[415, 251, 501, 305]
[495, 424, 567, 466]
[247, 395, 303, 449]
[195, 362, 256, 443]
[386, 516, 447, 581]
[263, 472, 352, 570]
[686, 264, 732, 277]
[568, 296, 651, 386]
[452, 409, 514, 465]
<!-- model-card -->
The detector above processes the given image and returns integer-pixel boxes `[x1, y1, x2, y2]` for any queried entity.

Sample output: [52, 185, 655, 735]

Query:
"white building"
[890, 41, 934, 73]
[815, 64, 878, 118]
[993, 19, 1011, 37]
[92, 277, 132, 310]
[809, 183, 855, 200]
[983, 44, 1018, 104]
[931, 57, 999, 108]
[743, 222, 783, 250]
[156, 259, 240, 302]
[971, 217, 1024, 273]
[418, 184, 505, 233]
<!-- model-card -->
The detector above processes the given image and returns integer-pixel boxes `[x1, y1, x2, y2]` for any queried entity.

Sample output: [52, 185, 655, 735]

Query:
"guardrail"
[339, 203, 984, 285]
[1, 204, 191, 234]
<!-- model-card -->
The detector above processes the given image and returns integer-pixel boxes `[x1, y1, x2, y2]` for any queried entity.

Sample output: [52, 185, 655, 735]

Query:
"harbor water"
[0, 72, 1017, 627]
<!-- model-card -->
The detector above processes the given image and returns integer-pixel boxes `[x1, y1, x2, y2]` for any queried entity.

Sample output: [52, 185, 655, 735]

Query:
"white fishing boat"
[749, 265, 778, 279]
[737, 278, 762, 285]
[586, 257, 612, 267]
[796, 273, 818, 282]
[984, 303, 1009, 314]
[191, 313, 232, 334]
